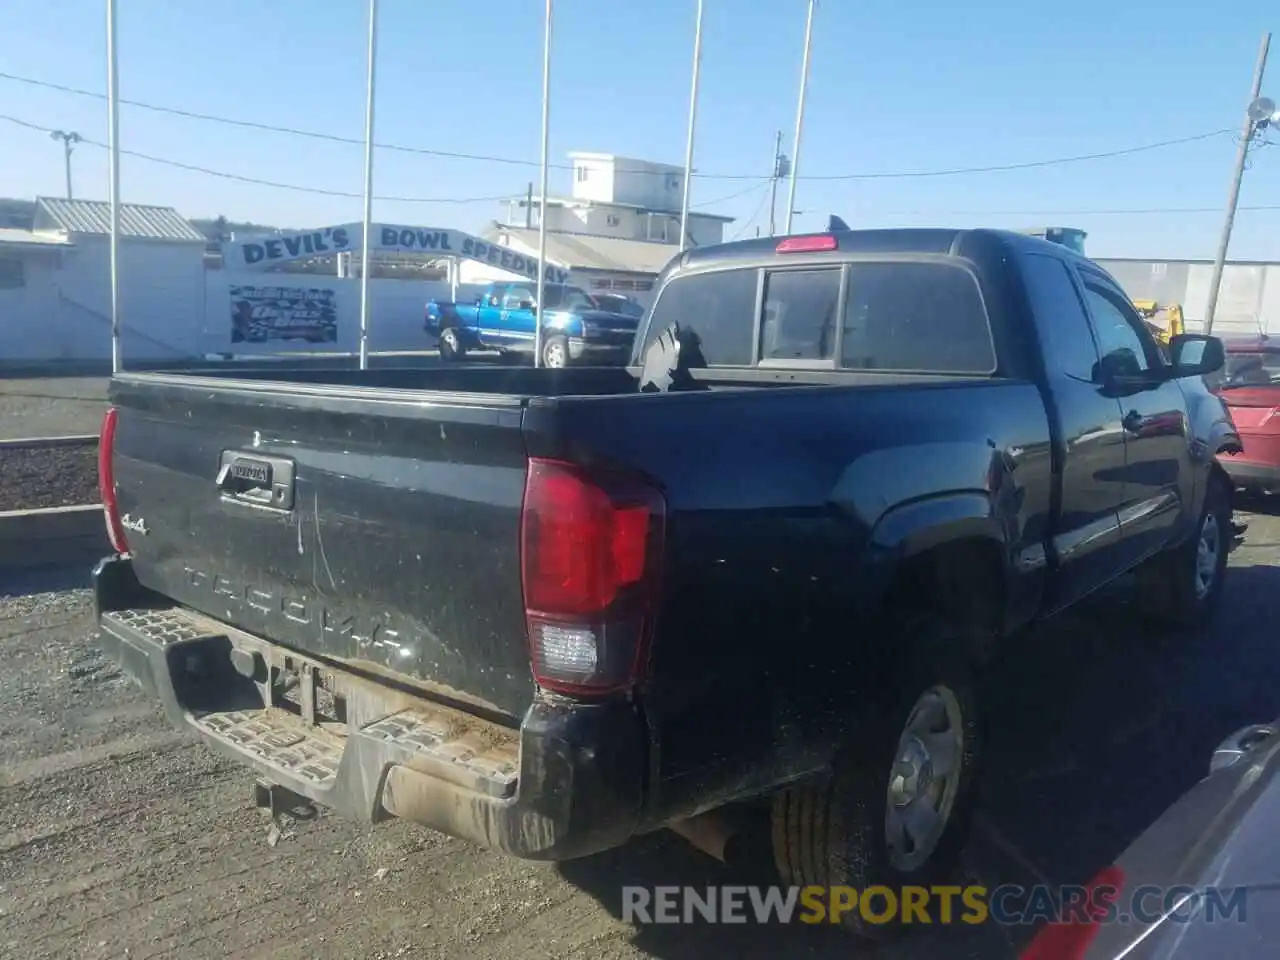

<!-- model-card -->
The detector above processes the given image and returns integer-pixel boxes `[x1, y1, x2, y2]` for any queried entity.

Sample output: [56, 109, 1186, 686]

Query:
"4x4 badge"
[120, 514, 149, 536]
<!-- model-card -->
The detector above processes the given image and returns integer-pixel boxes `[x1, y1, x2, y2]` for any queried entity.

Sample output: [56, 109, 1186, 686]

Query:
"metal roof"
[34, 197, 206, 242]
[0, 227, 73, 248]
[490, 224, 683, 275]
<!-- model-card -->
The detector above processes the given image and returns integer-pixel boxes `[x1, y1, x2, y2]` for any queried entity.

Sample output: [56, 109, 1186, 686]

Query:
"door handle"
[1122, 410, 1145, 434]
[217, 450, 296, 510]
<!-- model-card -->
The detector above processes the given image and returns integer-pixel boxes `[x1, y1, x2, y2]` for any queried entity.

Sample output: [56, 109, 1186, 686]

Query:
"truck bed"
[106, 364, 1041, 724]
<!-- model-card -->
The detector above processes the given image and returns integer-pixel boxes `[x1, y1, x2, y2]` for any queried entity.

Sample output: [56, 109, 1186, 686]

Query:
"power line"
[9, 113, 1271, 220]
[1, 114, 506, 204]
[0, 69, 1236, 182]
[728, 185, 774, 240]
[696, 182, 771, 208]
[3, 112, 757, 211]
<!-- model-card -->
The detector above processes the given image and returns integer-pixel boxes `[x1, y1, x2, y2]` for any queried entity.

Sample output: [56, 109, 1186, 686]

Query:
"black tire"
[1135, 474, 1231, 629]
[770, 613, 980, 940]
[438, 326, 465, 362]
[541, 334, 569, 369]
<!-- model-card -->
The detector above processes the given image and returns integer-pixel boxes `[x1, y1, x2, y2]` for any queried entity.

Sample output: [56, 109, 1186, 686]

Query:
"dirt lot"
[0, 377, 109, 441]
[3, 507, 1280, 959]
[0, 445, 99, 511]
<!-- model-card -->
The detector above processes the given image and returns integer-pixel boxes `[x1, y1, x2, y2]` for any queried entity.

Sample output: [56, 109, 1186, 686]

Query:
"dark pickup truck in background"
[95, 227, 1238, 939]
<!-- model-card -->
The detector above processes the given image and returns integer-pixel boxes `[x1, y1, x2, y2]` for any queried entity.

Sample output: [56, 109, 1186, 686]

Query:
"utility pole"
[768, 130, 790, 236]
[50, 130, 81, 200]
[1204, 32, 1271, 336]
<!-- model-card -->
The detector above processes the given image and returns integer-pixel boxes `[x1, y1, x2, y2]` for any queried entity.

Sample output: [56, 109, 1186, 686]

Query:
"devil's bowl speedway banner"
[224, 224, 569, 284]
[230, 285, 338, 344]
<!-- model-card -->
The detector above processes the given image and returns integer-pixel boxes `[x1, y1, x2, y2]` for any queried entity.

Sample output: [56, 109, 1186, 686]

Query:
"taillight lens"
[520, 458, 665, 695]
[1019, 865, 1125, 960]
[98, 407, 130, 554]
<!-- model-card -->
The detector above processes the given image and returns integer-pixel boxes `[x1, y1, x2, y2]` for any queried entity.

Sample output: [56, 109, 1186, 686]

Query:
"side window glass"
[504, 286, 534, 309]
[642, 268, 757, 366]
[1019, 254, 1100, 381]
[1081, 285, 1150, 374]
[760, 268, 841, 361]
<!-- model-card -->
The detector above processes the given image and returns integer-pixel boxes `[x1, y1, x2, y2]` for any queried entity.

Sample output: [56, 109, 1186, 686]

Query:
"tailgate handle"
[217, 451, 296, 510]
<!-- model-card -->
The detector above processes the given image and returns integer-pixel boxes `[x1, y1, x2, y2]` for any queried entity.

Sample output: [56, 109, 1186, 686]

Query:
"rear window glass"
[642, 269, 756, 366]
[841, 263, 995, 373]
[761, 268, 841, 361]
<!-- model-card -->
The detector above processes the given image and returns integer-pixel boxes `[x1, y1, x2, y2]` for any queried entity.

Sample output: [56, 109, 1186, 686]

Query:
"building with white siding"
[0, 197, 209, 364]
[459, 152, 736, 304]
[1094, 257, 1280, 337]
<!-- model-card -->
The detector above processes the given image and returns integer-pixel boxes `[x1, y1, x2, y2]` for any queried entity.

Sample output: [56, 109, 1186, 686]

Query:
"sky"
[1, 0, 1277, 260]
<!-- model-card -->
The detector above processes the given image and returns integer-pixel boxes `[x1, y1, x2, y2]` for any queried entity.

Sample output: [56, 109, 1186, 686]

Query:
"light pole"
[357, 0, 379, 371]
[533, 0, 553, 367]
[50, 131, 81, 199]
[678, 0, 704, 254]
[785, 0, 816, 235]
[1204, 32, 1273, 336]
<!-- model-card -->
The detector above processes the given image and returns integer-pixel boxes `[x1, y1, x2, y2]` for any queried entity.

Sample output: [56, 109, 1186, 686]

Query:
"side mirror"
[1169, 333, 1224, 378]
[519, 300, 536, 311]
[1092, 349, 1148, 393]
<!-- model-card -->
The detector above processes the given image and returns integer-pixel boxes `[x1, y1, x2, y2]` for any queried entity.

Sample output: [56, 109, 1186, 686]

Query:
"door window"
[1019, 254, 1100, 381]
[1080, 282, 1155, 376]
[503, 286, 535, 310]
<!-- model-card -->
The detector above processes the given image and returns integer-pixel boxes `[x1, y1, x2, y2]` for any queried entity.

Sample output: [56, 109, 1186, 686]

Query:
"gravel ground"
[0, 445, 99, 512]
[1, 507, 1279, 959]
[0, 377, 109, 441]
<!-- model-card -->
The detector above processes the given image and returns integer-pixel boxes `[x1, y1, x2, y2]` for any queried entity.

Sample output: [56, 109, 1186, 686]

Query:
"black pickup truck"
[95, 227, 1239, 938]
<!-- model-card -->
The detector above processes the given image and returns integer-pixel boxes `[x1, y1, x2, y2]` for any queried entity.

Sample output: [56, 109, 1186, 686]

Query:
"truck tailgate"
[108, 374, 536, 720]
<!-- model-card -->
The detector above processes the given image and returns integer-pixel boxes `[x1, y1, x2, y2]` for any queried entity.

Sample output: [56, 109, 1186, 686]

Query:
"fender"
[854, 491, 1021, 623]
[1210, 418, 1242, 457]
[871, 491, 1005, 559]
[1184, 415, 1243, 530]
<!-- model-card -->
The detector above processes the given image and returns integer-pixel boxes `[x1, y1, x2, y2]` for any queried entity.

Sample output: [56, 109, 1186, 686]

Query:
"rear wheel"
[771, 614, 980, 939]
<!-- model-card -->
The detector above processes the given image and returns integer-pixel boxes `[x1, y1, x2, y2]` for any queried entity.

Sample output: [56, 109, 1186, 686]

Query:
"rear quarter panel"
[532, 377, 1054, 823]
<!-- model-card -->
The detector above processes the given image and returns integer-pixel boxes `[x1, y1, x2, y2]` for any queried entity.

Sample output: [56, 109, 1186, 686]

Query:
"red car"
[1215, 336, 1280, 495]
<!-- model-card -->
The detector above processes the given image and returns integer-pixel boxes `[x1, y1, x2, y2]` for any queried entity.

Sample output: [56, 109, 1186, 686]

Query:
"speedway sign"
[226, 224, 569, 284]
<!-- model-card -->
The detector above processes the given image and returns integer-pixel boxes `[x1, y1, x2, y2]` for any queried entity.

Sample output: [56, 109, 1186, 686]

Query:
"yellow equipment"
[1132, 300, 1185, 346]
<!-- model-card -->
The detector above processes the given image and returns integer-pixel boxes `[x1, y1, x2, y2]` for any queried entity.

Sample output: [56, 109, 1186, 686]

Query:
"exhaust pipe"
[669, 810, 737, 862]
[670, 808, 775, 879]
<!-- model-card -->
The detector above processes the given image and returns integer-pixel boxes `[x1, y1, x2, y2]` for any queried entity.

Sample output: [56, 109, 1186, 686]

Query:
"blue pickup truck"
[425, 281, 640, 367]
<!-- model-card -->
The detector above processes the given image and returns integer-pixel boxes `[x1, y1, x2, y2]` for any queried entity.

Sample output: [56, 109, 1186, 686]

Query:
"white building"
[0, 197, 209, 364]
[459, 152, 735, 304]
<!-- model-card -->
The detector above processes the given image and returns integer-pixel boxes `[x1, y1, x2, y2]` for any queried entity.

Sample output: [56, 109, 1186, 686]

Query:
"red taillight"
[520, 458, 665, 695]
[1019, 865, 1125, 960]
[776, 234, 838, 253]
[98, 407, 129, 554]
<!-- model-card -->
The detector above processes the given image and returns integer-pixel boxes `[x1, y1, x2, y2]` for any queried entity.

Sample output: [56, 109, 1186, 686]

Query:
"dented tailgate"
[107, 373, 536, 720]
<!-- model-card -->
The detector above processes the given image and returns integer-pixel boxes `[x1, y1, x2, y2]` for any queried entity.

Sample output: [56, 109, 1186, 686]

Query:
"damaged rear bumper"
[93, 555, 647, 861]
